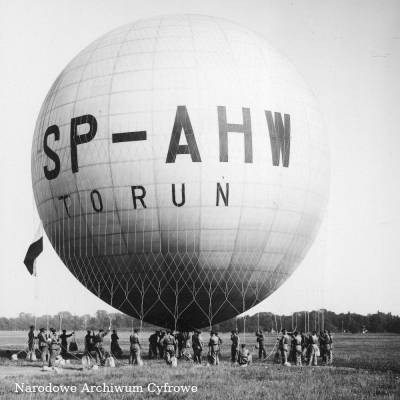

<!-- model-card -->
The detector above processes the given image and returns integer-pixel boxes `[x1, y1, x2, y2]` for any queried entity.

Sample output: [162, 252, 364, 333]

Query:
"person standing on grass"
[230, 329, 240, 363]
[192, 329, 202, 364]
[256, 330, 267, 360]
[326, 330, 333, 365]
[129, 328, 142, 365]
[181, 335, 193, 361]
[149, 330, 159, 359]
[111, 329, 122, 358]
[300, 331, 308, 363]
[59, 329, 74, 359]
[176, 331, 186, 359]
[208, 331, 220, 365]
[319, 331, 326, 363]
[27, 325, 35, 361]
[216, 332, 223, 363]
[308, 331, 319, 366]
[162, 329, 177, 366]
[293, 331, 303, 366]
[84, 330, 94, 354]
[273, 335, 281, 363]
[93, 328, 109, 366]
[158, 330, 165, 359]
[38, 327, 49, 367]
[48, 328, 60, 367]
[279, 329, 291, 365]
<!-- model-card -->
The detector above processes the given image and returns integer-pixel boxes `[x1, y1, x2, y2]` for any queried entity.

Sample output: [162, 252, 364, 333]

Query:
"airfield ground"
[0, 332, 399, 399]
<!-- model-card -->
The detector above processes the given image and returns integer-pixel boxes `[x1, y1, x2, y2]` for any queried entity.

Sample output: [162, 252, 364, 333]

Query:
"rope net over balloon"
[42, 185, 294, 331]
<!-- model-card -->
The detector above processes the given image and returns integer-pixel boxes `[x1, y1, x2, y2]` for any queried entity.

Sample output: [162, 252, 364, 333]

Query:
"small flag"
[24, 227, 43, 276]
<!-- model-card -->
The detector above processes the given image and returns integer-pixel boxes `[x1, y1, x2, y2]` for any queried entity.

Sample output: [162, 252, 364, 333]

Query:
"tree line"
[213, 310, 400, 334]
[0, 310, 399, 333]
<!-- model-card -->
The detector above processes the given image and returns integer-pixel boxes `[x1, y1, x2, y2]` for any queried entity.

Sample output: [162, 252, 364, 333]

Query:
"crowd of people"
[23, 325, 334, 369]
[273, 329, 334, 367]
[27, 325, 76, 368]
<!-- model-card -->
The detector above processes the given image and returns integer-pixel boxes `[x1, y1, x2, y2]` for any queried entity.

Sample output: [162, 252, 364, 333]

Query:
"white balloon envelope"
[31, 15, 329, 329]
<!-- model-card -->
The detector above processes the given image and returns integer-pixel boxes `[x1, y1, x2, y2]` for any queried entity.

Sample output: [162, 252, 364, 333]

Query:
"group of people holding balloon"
[26, 325, 76, 368]
[25, 325, 333, 369]
[273, 329, 334, 366]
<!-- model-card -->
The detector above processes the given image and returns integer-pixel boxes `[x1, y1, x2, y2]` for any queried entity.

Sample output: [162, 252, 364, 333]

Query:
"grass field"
[0, 331, 399, 399]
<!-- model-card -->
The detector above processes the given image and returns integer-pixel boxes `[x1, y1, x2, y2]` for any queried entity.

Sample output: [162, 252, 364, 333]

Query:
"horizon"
[1, 308, 398, 319]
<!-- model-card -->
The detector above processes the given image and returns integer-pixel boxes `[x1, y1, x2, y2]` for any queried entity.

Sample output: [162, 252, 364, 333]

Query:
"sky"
[0, 0, 399, 318]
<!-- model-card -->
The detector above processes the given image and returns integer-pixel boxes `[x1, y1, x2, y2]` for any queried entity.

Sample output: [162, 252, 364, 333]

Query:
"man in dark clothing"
[326, 330, 333, 365]
[301, 331, 309, 363]
[149, 331, 159, 359]
[230, 329, 240, 363]
[157, 330, 165, 359]
[320, 330, 332, 365]
[192, 330, 202, 364]
[111, 330, 122, 357]
[216, 332, 223, 363]
[256, 330, 267, 359]
[59, 329, 74, 359]
[84, 330, 94, 354]
[176, 332, 186, 358]
[27, 326, 35, 361]
[319, 331, 327, 363]
[289, 331, 297, 362]
[38, 328, 49, 367]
